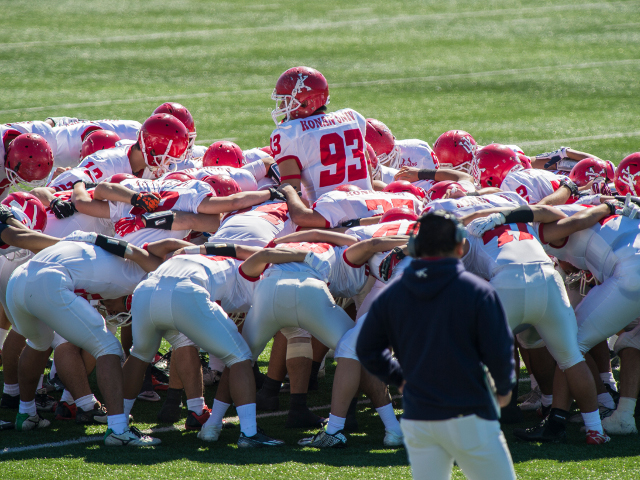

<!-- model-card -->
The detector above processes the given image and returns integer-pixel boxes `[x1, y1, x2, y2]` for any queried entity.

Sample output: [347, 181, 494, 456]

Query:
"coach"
[356, 211, 517, 480]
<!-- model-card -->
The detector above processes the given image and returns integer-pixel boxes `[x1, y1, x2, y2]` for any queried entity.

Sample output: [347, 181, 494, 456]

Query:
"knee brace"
[286, 337, 313, 360]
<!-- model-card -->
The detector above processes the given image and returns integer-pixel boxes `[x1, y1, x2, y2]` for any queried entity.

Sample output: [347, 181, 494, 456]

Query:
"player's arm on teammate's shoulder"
[475, 288, 515, 406]
[277, 183, 327, 227]
[394, 166, 473, 184]
[197, 190, 272, 215]
[171, 242, 260, 260]
[30, 187, 58, 207]
[239, 247, 309, 278]
[460, 205, 566, 225]
[344, 236, 408, 266]
[71, 181, 110, 218]
[273, 229, 358, 246]
[0, 205, 58, 253]
[539, 203, 614, 245]
[144, 238, 194, 261]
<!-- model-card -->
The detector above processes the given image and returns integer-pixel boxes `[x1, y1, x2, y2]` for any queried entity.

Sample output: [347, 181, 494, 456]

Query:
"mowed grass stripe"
[0, 1, 638, 49]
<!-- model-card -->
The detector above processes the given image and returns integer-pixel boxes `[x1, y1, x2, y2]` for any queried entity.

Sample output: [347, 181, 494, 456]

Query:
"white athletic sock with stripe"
[376, 404, 402, 436]
[3, 383, 19, 396]
[236, 403, 257, 437]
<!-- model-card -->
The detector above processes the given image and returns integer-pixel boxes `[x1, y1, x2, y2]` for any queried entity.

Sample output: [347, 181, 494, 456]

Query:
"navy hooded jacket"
[356, 257, 515, 421]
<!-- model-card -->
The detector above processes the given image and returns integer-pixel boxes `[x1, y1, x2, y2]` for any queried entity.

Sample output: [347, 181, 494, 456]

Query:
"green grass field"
[1, 0, 640, 478]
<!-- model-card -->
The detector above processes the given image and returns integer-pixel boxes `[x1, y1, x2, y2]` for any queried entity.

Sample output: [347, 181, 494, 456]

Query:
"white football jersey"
[500, 169, 569, 204]
[177, 166, 258, 192]
[424, 191, 527, 217]
[312, 190, 422, 228]
[413, 179, 476, 195]
[379, 165, 398, 185]
[391, 139, 439, 170]
[463, 223, 551, 280]
[145, 254, 256, 313]
[110, 178, 213, 246]
[28, 241, 146, 299]
[48, 145, 134, 191]
[346, 220, 415, 284]
[536, 204, 640, 283]
[44, 189, 114, 238]
[243, 147, 270, 181]
[212, 201, 296, 247]
[270, 108, 372, 202]
[52, 120, 141, 168]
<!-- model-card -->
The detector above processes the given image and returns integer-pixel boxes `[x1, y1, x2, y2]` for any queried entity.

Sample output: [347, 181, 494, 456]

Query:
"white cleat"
[198, 423, 222, 442]
[104, 426, 161, 446]
[15, 413, 50, 431]
[383, 430, 404, 447]
[602, 409, 638, 435]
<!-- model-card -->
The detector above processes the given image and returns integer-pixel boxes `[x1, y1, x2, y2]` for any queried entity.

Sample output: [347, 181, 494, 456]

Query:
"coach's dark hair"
[414, 210, 465, 257]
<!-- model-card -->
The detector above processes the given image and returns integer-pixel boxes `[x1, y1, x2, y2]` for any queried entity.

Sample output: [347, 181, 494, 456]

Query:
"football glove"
[50, 198, 77, 219]
[303, 251, 331, 282]
[618, 194, 640, 219]
[535, 147, 569, 168]
[467, 213, 507, 238]
[268, 187, 287, 202]
[0, 205, 15, 224]
[379, 247, 407, 282]
[131, 192, 161, 212]
[591, 177, 612, 196]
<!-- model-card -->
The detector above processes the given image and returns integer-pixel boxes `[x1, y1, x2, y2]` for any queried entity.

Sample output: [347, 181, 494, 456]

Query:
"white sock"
[107, 413, 128, 435]
[530, 375, 538, 390]
[208, 355, 225, 372]
[600, 372, 617, 391]
[124, 398, 136, 419]
[326, 414, 346, 435]
[582, 410, 603, 434]
[76, 394, 97, 412]
[597, 392, 616, 410]
[19, 400, 37, 417]
[37, 374, 44, 391]
[617, 397, 637, 416]
[186, 397, 205, 416]
[3, 383, 19, 396]
[236, 403, 257, 437]
[376, 403, 402, 436]
[205, 399, 230, 428]
[0, 327, 9, 348]
[541, 394, 553, 407]
[60, 389, 75, 404]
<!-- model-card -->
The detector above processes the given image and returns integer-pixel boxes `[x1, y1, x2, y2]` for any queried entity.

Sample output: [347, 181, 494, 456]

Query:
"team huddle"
[1, 65, 640, 451]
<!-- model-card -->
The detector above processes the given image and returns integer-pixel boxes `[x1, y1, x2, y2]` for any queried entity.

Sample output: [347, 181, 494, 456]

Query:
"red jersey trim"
[342, 249, 365, 268]
[539, 223, 569, 248]
[281, 174, 301, 181]
[276, 155, 302, 171]
[238, 264, 262, 282]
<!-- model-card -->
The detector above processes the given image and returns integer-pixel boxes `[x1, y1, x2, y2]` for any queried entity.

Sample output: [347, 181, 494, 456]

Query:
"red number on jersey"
[391, 198, 414, 210]
[270, 134, 282, 156]
[344, 128, 367, 181]
[278, 242, 332, 253]
[482, 223, 534, 247]
[255, 203, 289, 226]
[83, 161, 103, 181]
[515, 185, 530, 203]
[372, 224, 401, 237]
[318, 128, 368, 188]
[365, 198, 393, 213]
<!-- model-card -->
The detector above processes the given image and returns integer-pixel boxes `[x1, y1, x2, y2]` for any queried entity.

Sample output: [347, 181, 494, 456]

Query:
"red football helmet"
[471, 144, 524, 188]
[81, 129, 121, 159]
[570, 158, 615, 187]
[4, 133, 54, 189]
[425, 181, 468, 202]
[380, 206, 418, 223]
[365, 142, 380, 179]
[260, 146, 273, 156]
[2, 192, 47, 232]
[365, 118, 400, 167]
[107, 173, 137, 184]
[383, 180, 426, 201]
[137, 114, 190, 172]
[202, 141, 245, 168]
[201, 174, 241, 197]
[334, 184, 362, 192]
[614, 153, 640, 196]
[271, 66, 329, 125]
[153, 102, 196, 150]
[433, 130, 477, 173]
[163, 171, 196, 182]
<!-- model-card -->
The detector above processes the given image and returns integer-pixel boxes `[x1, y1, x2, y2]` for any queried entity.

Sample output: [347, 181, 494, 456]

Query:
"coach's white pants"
[130, 277, 251, 365]
[401, 416, 516, 480]
[242, 271, 355, 361]
[7, 262, 122, 358]
[575, 255, 640, 353]
[490, 263, 583, 370]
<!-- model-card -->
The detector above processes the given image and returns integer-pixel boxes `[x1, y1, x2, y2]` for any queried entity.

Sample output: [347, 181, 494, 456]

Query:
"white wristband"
[183, 245, 201, 255]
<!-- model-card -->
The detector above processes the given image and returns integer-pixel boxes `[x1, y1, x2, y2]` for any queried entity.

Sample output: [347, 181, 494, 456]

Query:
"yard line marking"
[517, 130, 640, 148]
[0, 395, 400, 455]
[0, 1, 636, 49]
[1, 58, 638, 116]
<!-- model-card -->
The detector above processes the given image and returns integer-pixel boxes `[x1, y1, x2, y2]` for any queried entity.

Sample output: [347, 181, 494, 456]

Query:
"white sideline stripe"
[518, 130, 640, 147]
[0, 395, 401, 455]
[1, 58, 638, 116]
[0, 1, 636, 49]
